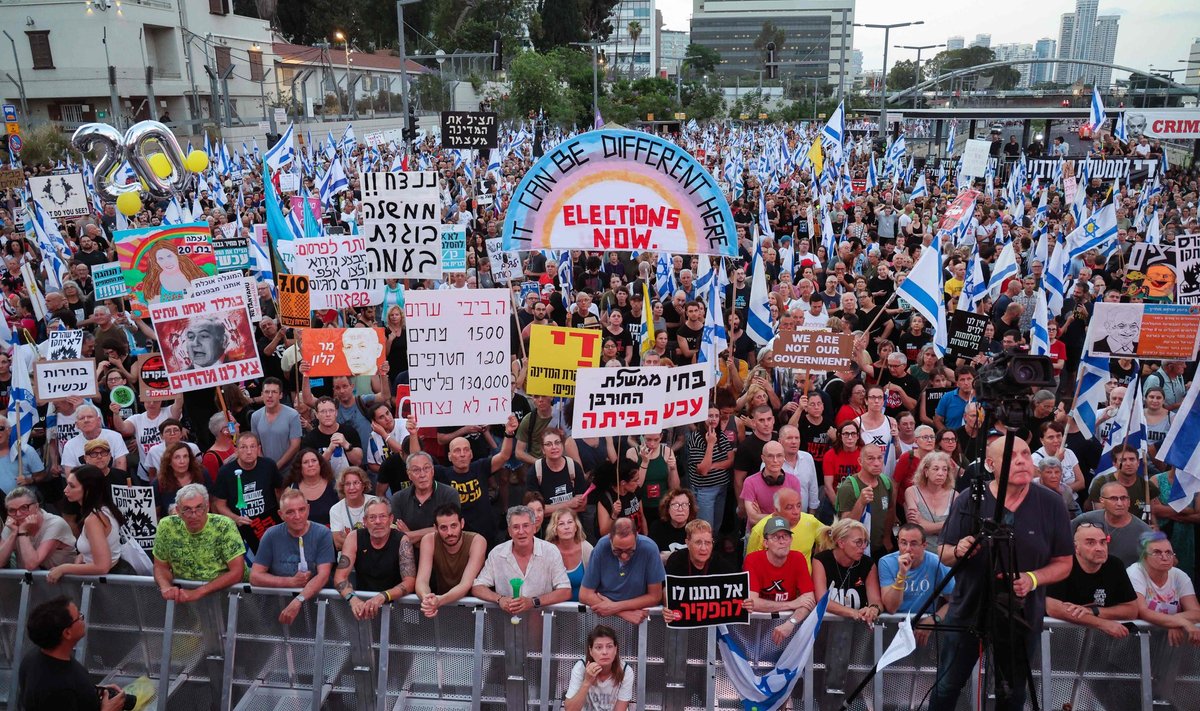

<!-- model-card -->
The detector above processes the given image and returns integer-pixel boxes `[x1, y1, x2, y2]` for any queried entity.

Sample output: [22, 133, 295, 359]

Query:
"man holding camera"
[19, 596, 130, 710]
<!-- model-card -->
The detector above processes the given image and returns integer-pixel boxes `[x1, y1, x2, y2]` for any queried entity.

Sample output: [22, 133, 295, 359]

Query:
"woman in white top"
[1126, 531, 1200, 646]
[1032, 421, 1083, 493]
[564, 624, 634, 711]
[47, 465, 129, 582]
[329, 467, 378, 550]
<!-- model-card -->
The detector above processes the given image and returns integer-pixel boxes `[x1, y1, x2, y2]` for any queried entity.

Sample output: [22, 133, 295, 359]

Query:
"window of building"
[216, 46, 232, 75]
[26, 31, 53, 70]
[249, 49, 264, 81]
[209, 0, 229, 15]
[60, 104, 85, 123]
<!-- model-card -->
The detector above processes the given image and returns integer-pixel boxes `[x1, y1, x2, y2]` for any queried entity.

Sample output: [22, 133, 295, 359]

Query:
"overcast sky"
[657, 0, 1199, 81]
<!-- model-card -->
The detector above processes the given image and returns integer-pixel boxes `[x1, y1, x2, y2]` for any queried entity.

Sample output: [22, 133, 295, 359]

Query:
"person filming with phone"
[18, 595, 133, 710]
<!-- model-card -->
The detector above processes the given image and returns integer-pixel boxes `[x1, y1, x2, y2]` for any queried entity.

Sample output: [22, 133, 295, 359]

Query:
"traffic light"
[766, 42, 777, 80]
[492, 32, 502, 71]
[403, 110, 418, 141]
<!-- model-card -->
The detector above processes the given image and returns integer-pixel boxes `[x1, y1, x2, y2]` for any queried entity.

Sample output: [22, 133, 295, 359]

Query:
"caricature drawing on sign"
[182, 316, 228, 368]
[1092, 309, 1141, 356]
[142, 240, 208, 303]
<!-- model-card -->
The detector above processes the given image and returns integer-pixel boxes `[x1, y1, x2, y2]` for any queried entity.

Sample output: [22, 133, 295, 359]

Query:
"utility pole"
[855, 20, 924, 139]
[894, 43, 945, 108]
[396, 0, 419, 152]
[145, 66, 158, 121]
[570, 41, 607, 125]
[2, 31, 28, 118]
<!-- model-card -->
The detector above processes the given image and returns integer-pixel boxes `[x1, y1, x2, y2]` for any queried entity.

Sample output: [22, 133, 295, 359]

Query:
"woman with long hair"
[564, 625, 633, 711]
[544, 508, 593, 602]
[822, 421, 863, 506]
[936, 429, 964, 479]
[154, 441, 211, 517]
[904, 451, 956, 550]
[47, 465, 131, 580]
[141, 240, 209, 303]
[811, 519, 881, 626]
[286, 448, 339, 526]
[1126, 531, 1200, 646]
[835, 381, 868, 426]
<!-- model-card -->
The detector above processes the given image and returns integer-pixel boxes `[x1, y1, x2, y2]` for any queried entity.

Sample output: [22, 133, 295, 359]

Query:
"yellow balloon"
[116, 191, 143, 216]
[185, 150, 209, 173]
[139, 179, 149, 192]
[148, 153, 172, 179]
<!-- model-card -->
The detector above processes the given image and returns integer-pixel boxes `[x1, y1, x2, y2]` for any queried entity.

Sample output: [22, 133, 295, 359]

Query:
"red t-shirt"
[822, 448, 862, 491]
[744, 550, 814, 603]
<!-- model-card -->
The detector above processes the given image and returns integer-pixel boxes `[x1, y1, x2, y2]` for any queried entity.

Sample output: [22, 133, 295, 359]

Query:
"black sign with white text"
[665, 572, 750, 629]
[441, 111, 499, 150]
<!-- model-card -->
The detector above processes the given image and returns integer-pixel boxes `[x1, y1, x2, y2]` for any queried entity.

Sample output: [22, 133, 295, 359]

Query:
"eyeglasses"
[840, 431, 858, 438]
[71, 612, 85, 624]
[178, 504, 207, 516]
[669, 502, 690, 510]
[1148, 550, 1177, 559]
[845, 538, 868, 548]
[1100, 495, 1130, 502]
[917, 434, 936, 440]
[611, 545, 636, 558]
[85, 450, 111, 456]
[5, 502, 35, 516]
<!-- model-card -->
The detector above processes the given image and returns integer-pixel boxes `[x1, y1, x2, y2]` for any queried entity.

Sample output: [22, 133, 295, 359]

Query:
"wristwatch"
[295, 594, 307, 604]
[787, 616, 799, 625]
[533, 596, 542, 609]
[1090, 605, 1101, 617]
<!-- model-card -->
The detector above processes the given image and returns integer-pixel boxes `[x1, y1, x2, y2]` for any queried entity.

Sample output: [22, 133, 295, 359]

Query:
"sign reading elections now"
[502, 128, 736, 256]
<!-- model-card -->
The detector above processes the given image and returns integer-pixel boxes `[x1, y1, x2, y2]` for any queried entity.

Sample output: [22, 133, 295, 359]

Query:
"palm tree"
[627, 21, 642, 80]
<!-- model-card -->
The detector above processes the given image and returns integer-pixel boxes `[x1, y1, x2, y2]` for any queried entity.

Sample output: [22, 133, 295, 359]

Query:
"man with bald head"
[930, 436, 1074, 711]
[836, 443, 896, 555]
[1072, 481, 1151, 565]
[741, 440, 804, 531]
[778, 424, 819, 513]
[1046, 521, 1138, 638]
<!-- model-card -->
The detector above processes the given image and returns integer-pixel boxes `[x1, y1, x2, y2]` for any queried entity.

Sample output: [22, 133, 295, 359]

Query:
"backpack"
[838, 474, 893, 513]
[533, 457, 576, 488]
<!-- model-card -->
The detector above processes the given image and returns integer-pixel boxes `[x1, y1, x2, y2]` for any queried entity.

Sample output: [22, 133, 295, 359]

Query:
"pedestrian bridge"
[0, 570, 1195, 710]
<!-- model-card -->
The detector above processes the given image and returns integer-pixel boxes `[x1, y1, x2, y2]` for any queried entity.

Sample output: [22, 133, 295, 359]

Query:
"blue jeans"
[693, 484, 727, 534]
[929, 624, 1037, 711]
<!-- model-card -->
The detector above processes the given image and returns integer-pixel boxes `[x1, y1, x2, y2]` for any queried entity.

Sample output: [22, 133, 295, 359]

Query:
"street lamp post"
[2, 31, 28, 118]
[855, 20, 924, 138]
[570, 41, 607, 126]
[334, 30, 353, 118]
[894, 43, 944, 108]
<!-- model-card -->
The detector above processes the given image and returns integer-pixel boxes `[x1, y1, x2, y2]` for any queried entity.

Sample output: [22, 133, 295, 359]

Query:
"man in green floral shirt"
[153, 483, 246, 602]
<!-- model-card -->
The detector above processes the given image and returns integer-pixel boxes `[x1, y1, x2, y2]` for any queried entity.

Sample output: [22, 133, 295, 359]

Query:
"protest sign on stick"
[1123, 243, 1176, 303]
[527, 325, 603, 397]
[1175, 235, 1200, 305]
[485, 237, 523, 283]
[665, 572, 750, 629]
[300, 327, 385, 377]
[292, 234, 384, 309]
[92, 262, 128, 301]
[277, 274, 311, 328]
[111, 484, 157, 552]
[360, 171, 443, 279]
[441, 225, 468, 272]
[947, 312, 990, 362]
[33, 359, 97, 402]
[404, 289, 511, 426]
[135, 353, 175, 401]
[115, 223, 217, 307]
[48, 330, 84, 360]
[149, 290, 262, 393]
[1085, 302, 1200, 360]
[765, 330, 856, 372]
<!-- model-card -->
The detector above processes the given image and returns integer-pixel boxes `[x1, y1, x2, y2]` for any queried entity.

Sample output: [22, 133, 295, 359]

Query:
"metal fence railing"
[0, 569, 1197, 710]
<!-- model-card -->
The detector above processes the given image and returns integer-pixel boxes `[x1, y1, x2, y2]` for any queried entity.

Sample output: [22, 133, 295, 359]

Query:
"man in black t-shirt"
[1046, 523, 1138, 638]
[301, 397, 364, 471]
[19, 596, 127, 711]
[213, 432, 284, 551]
[675, 301, 705, 363]
[429, 416, 519, 544]
[876, 353, 920, 418]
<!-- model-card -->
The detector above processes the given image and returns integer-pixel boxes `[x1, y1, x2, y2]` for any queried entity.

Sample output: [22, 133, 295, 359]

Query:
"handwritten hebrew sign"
[34, 358, 98, 402]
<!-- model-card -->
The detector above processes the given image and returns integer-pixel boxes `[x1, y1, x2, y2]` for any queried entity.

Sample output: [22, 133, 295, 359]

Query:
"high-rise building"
[1054, 0, 1118, 86]
[849, 48, 864, 86]
[1188, 38, 1200, 90]
[600, 0, 659, 80]
[946, 36, 965, 51]
[992, 43, 1035, 88]
[1031, 38, 1056, 85]
[689, 0, 855, 91]
[970, 34, 992, 49]
[659, 29, 689, 77]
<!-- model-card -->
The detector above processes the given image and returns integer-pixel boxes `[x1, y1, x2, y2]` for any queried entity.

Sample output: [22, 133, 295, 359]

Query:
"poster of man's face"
[1126, 112, 1147, 140]
[183, 318, 228, 368]
[1087, 303, 1143, 357]
[153, 297, 257, 378]
[342, 328, 384, 376]
[300, 327, 386, 377]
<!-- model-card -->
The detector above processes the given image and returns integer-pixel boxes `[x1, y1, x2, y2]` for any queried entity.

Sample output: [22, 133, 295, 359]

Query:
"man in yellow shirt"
[745, 488, 823, 570]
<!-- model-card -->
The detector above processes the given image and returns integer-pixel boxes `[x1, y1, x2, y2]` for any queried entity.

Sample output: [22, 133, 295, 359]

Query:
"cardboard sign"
[1063, 176, 1077, 205]
[665, 572, 750, 629]
[33, 358, 98, 402]
[404, 289, 511, 427]
[0, 168, 23, 190]
[301, 327, 385, 377]
[188, 272, 262, 322]
[111, 484, 157, 552]
[440, 111, 499, 150]
[48, 330, 84, 359]
[572, 363, 709, 437]
[1174, 235, 1200, 305]
[501, 128, 736, 256]
[441, 225, 468, 272]
[136, 353, 175, 401]
[1085, 302, 1200, 360]
[115, 222, 217, 307]
[1122, 243, 1176, 303]
[27, 173, 89, 218]
[278, 172, 300, 193]
[289, 195, 323, 227]
[92, 261, 128, 301]
[766, 330, 855, 372]
[946, 311, 990, 362]
[960, 139, 991, 178]
[292, 234, 384, 309]
[360, 171, 442, 279]
[527, 324, 603, 397]
[277, 274, 311, 328]
[214, 229, 251, 273]
[485, 237, 523, 284]
[149, 291, 262, 393]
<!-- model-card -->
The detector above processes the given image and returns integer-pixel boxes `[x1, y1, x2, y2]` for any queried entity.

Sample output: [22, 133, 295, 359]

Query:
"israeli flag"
[747, 237, 775, 347]
[1145, 209, 1162, 244]
[655, 252, 676, 303]
[1029, 289, 1050, 356]
[318, 157, 349, 208]
[1157, 374, 1200, 511]
[264, 122, 295, 171]
[1073, 354, 1111, 438]
[909, 172, 927, 202]
[1066, 202, 1118, 259]
[896, 230, 947, 357]
[1088, 87, 1108, 133]
[1095, 377, 1146, 480]
[341, 124, 356, 153]
[6, 345, 37, 459]
[698, 275, 729, 381]
[946, 121, 957, 155]
[957, 254, 988, 313]
[1114, 112, 1128, 144]
[821, 101, 846, 166]
[717, 595, 828, 711]
[866, 156, 878, 192]
[987, 242, 1019, 300]
[694, 254, 715, 295]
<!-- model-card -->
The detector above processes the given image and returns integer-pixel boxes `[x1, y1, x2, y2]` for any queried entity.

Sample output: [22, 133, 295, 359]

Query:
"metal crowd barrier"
[1, 569, 1197, 710]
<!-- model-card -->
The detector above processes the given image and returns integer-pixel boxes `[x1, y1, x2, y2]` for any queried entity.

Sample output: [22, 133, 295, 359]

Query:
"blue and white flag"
[1073, 353, 1111, 438]
[340, 124, 356, 154]
[1114, 112, 1128, 144]
[1089, 87, 1108, 133]
[866, 156, 878, 192]
[1157, 374, 1200, 511]
[987, 242, 1018, 300]
[957, 254, 988, 313]
[717, 594, 829, 711]
[698, 275, 729, 381]
[1044, 232, 1070, 316]
[909, 172, 927, 202]
[896, 231, 947, 357]
[946, 121, 957, 156]
[1066, 202, 1118, 259]
[325, 130, 337, 160]
[557, 251, 573, 303]
[821, 101, 846, 166]
[747, 237, 774, 347]
[655, 252, 676, 303]
[264, 122, 295, 171]
[6, 345, 37, 459]
[694, 254, 715, 295]
[318, 157, 349, 208]
[758, 189, 772, 237]
[1095, 377, 1146, 480]
[1029, 289, 1050, 356]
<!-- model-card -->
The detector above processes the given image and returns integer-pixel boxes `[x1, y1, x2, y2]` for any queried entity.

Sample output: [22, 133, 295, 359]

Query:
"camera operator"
[18, 596, 130, 710]
[929, 435, 1074, 711]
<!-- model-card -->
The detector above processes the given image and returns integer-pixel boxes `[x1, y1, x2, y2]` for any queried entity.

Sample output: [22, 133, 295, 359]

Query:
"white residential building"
[601, 0, 659, 80]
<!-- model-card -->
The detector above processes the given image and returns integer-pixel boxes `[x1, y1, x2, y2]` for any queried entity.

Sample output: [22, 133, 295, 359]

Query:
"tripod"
[838, 425, 1041, 711]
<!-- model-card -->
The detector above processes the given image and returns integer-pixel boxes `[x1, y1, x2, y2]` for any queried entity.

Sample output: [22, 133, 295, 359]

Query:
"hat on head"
[84, 438, 111, 454]
[763, 516, 793, 537]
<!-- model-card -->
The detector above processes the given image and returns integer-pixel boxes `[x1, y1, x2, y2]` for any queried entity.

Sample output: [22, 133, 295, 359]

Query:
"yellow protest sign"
[527, 324, 603, 397]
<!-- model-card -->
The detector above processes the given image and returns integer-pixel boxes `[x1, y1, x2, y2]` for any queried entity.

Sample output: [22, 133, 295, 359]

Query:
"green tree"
[627, 21, 642, 79]
[579, 0, 621, 41]
[886, 60, 917, 91]
[532, 0, 584, 51]
[753, 22, 785, 56]
[923, 47, 1021, 91]
[682, 43, 721, 75]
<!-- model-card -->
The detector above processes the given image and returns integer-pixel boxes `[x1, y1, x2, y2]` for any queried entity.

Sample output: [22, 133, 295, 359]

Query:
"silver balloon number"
[70, 123, 136, 202]
[71, 120, 195, 202]
[124, 121, 191, 198]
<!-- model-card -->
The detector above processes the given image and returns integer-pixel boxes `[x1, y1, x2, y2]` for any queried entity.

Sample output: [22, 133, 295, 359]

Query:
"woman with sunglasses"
[1126, 531, 1200, 646]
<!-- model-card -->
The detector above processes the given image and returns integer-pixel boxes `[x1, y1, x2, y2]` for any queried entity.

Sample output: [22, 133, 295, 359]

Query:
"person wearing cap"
[743, 514, 816, 644]
[78, 439, 131, 487]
